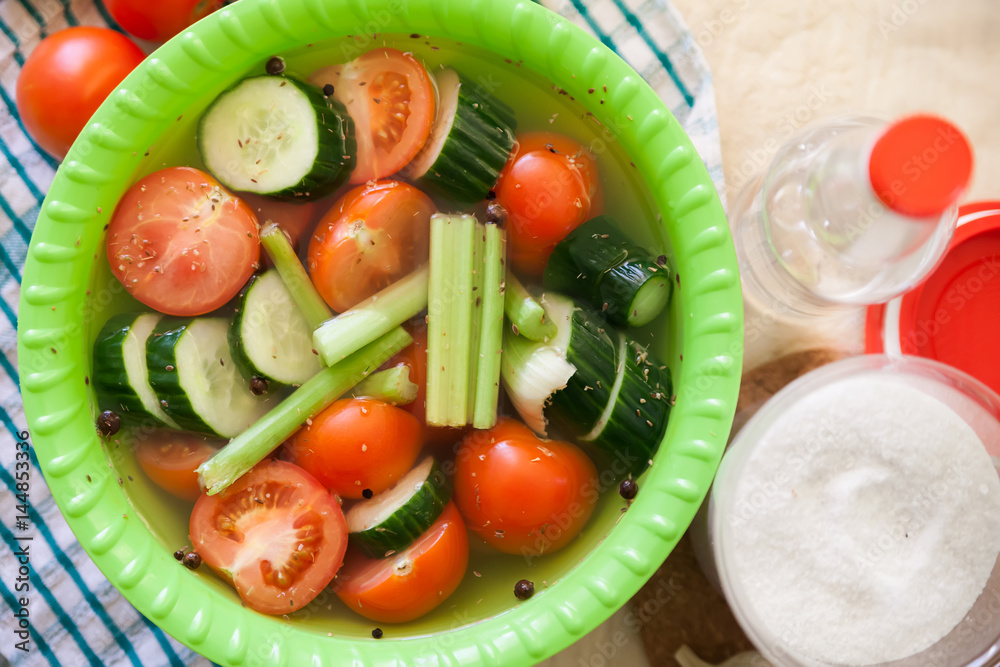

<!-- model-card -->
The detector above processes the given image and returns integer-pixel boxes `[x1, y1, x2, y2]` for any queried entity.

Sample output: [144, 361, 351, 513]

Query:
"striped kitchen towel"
[0, 1, 723, 665]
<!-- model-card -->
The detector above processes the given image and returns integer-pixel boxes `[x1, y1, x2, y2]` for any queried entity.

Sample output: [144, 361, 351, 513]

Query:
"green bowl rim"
[17, 0, 743, 664]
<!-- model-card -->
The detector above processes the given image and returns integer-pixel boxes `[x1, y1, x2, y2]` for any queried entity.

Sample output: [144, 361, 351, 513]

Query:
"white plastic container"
[707, 355, 1000, 667]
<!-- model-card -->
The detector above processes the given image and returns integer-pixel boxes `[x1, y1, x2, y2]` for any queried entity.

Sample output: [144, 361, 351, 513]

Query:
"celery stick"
[197, 327, 412, 495]
[312, 265, 428, 366]
[353, 364, 418, 406]
[473, 223, 507, 428]
[426, 216, 449, 425]
[465, 223, 487, 422]
[505, 270, 557, 342]
[259, 222, 332, 329]
[447, 216, 476, 426]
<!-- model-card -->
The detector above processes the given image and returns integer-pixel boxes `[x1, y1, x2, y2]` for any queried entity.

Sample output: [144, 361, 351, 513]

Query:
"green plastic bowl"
[17, 1, 742, 664]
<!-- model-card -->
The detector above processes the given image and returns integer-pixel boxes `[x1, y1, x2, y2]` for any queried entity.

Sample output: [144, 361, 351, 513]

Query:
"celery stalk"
[447, 216, 476, 426]
[504, 270, 557, 342]
[312, 265, 428, 366]
[426, 216, 449, 425]
[473, 223, 506, 428]
[259, 222, 332, 329]
[353, 364, 418, 406]
[197, 327, 413, 495]
[465, 224, 486, 422]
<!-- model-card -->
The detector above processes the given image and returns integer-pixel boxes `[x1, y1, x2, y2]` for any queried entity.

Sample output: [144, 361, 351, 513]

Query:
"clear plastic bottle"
[731, 114, 973, 317]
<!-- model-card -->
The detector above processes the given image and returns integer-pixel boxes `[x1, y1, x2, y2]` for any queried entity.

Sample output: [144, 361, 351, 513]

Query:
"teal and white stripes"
[0, 1, 724, 665]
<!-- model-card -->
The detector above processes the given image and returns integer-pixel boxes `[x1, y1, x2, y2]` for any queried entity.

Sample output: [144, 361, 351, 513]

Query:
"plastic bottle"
[731, 114, 973, 317]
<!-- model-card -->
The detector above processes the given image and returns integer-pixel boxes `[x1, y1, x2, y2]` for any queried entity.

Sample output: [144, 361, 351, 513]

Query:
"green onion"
[197, 327, 413, 495]
[504, 270, 557, 342]
[259, 222, 332, 329]
[353, 364, 418, 406]
[472, 222, 506, 428]
[312, 265, 428, 366]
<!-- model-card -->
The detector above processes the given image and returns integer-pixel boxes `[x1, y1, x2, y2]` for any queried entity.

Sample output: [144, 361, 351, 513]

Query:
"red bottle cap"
[868, 114, 973, 218]
[866, 202, 1000, 395]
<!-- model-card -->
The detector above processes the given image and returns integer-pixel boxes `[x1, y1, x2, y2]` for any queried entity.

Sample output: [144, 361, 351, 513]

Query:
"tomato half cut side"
[190, 460, 348, 615]
[135, 430, 222, 501]
[107, 166, 261, 317]
[310, 48, 435, 183]
[307, 180, 434, 313]
[334, 502, 469, 623]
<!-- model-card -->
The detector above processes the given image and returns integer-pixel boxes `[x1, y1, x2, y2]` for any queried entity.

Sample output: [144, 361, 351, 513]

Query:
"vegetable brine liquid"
[84, 34, 679, 634]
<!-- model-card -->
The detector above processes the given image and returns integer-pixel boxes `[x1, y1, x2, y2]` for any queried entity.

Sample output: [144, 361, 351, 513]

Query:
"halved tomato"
[334, 502, 469, 623]
[309, 48, 435, 183]
[134, 430, 222, 501]
[190, 460, 348, 615]
[307, 180, 434, 312]
[107, 166, 260, 316]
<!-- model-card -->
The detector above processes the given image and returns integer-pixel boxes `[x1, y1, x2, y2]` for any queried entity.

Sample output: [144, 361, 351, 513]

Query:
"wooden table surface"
[545, 1, 1000, 665]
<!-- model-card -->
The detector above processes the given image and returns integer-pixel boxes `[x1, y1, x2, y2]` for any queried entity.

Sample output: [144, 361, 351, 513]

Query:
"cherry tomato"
[309, 48, 435, 183]
[104, 0, 226, 42]
[190, 459, 348, 615]
[15, 27, 146, 158]
[107, 166, 260, 316]
[385, 321, 467, 449]
[239, 192, 319, 252]
[134, 430, 221, 501]
[334, 502, 469, 623]
[307, 180, 434, 312]
[495, 132, 600, 276]
[453, 418, 599, 557]
[284, 397, 423, 499]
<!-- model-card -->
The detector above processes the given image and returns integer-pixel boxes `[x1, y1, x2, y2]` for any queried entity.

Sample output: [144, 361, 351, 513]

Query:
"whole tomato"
[16, 27, 146, 159]
[104, 0, 228, 42]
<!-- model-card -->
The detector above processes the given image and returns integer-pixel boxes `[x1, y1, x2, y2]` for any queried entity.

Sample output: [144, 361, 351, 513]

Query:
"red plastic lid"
[866, 202, 1000, 395]
[868, 114, 973, 218]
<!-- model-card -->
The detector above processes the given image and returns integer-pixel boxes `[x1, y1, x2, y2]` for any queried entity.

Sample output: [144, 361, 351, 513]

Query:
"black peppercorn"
[265, 56, 285, 75]
[514, 579, 534, 600]
[173, 549, 185, 561]
[249, 376, 269, 395]
[485, 201, 508, 226]
[362, 488, 374, 500]
[182, 551, 202, 570]
[619, 478, 638, 500]
[97, 410, 121, 437]
[371, 628, 383, 639]
[323, 83, 335, 96]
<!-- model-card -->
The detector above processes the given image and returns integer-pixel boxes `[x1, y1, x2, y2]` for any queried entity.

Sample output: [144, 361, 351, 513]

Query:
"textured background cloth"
[0, 1, 722, 665]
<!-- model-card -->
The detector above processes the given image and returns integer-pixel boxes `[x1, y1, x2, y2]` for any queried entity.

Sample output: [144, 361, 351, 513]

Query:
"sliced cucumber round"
[400, 68, 516, 202]
[146, 317, 272, 437]
[346, 457, 451, 558]
[229, 270, 322, 386]
[198, 75, 355, 200]
[92, 312, 180, 428]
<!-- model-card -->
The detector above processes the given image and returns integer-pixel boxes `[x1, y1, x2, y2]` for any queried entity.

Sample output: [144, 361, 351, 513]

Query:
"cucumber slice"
[346, 457, 451, 558]
[92, 312, 180, 428]
[400, 68, 516, 202]
[198, 75, 355, 200]
[501, 292, 673, 477]
[544, 215, 673, 327]
[229, 270, 322, 386]
[147, 317, 272, 437]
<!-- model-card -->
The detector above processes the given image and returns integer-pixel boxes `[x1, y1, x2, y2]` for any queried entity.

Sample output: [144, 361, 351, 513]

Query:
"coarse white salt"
[727, 376, 1000, 665]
